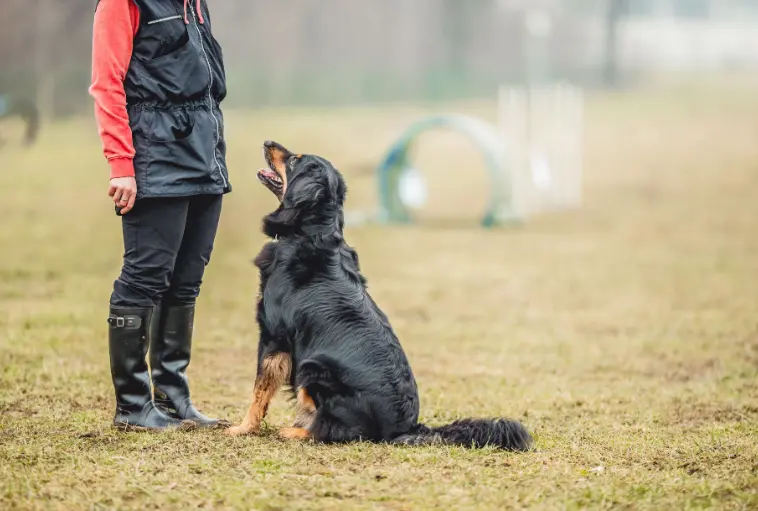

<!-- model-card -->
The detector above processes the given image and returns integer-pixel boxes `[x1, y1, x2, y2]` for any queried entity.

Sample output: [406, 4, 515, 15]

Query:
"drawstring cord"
[183, 0, 204, 24]
[196, 0, 205, 24]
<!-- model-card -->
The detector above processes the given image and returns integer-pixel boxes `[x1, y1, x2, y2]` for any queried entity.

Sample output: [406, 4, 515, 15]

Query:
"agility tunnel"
[375, 115, 520, 228]
[359, 84, 584, 229]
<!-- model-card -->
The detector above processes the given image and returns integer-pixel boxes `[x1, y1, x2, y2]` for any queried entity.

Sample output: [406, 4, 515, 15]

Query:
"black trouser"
[110, 194, 223, 307]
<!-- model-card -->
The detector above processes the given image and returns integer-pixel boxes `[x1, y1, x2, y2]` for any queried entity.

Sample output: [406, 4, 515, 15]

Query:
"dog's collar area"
[266, 232, 342, 248]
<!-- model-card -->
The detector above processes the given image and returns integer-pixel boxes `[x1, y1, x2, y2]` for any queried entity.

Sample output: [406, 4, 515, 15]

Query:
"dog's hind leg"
[279, 387, 317, 440]
[279, 427, 311, 440]
[227, 352, 291, 436]
[293, 387, 317, 427]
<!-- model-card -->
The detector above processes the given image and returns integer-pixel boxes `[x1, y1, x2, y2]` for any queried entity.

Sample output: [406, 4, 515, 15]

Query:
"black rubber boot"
[150, 303, 228, 428]
[108, 306, 192, 431]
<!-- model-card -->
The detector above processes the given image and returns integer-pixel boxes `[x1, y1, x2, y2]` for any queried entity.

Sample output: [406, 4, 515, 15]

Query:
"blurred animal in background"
[0, 94, 40, 149]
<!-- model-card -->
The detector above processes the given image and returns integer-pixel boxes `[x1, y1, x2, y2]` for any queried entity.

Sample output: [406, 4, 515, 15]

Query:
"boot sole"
[112, 420, 197, 433]
[154, 404, 232, 429]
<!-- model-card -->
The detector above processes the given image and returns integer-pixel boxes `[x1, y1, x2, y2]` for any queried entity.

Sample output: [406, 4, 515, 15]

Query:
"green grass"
[1, 81, 758, 510]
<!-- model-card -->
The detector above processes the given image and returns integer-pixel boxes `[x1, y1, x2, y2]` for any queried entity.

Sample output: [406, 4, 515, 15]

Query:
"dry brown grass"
[1, 80, 757, 510]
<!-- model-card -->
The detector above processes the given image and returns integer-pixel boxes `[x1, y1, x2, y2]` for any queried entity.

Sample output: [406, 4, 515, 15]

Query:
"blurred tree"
[603, 0, 628, 87]
[674, 0, 709, 18]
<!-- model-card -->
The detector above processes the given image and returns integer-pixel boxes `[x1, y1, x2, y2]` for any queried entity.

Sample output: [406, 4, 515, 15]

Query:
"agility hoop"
[375, 115, 520, 228]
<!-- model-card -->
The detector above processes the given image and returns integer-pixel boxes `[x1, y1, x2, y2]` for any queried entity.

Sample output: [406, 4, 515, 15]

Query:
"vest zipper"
[147, 15, 183, 25]
[188, 3, 227, 189]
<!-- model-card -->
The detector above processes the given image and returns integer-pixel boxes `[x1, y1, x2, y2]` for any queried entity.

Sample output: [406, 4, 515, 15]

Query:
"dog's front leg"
[227, 351, 291, 436]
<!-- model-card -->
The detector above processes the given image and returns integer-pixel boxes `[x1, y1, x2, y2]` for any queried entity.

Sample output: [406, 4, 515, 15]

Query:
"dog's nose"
[263, 140, 276, 148]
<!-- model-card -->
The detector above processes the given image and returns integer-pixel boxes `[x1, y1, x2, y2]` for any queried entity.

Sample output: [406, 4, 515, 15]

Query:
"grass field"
[1, 81, 757, 510]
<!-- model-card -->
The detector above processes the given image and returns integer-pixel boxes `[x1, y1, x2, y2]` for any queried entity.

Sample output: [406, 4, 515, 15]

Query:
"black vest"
[99, 0, 232, 198]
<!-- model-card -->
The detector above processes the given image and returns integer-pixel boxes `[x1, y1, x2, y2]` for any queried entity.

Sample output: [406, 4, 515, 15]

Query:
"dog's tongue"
[258, 168, 278, 179]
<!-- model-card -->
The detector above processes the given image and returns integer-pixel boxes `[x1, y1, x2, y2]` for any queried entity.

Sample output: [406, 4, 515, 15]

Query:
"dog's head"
[257, 141, 347, 238]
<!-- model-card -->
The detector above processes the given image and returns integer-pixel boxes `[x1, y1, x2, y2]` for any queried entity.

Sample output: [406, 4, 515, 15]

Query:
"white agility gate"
[497, 82, 585, 220]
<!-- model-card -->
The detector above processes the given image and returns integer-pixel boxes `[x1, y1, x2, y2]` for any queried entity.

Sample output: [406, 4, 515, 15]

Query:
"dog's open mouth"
[258, 141, 291, 200]
[257, 168, 283, 192]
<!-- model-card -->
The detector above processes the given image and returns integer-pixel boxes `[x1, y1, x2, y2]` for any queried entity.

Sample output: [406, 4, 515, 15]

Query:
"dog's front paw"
[225, 424, 257, 437]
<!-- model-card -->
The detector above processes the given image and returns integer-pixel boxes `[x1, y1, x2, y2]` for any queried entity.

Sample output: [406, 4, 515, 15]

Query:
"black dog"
[226, 141, 532, 451]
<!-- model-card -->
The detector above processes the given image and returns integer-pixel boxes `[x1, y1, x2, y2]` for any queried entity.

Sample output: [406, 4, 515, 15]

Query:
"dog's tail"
[391, 418, 533, 451]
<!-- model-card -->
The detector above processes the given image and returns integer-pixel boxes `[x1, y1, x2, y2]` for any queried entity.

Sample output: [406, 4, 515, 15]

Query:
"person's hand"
[109, 177, 137, 214]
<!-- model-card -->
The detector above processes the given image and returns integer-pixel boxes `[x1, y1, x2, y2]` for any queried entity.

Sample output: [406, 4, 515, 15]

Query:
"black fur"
[252, 141, 533, 451]
[392, 419, 533, 450]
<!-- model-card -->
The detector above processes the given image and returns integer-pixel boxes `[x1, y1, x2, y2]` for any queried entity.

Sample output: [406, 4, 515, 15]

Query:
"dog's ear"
[262, 177, 325, 237]
[290, 178, 327, 209]
[263, 205, 300, 238]
[324, 167, 346, 205]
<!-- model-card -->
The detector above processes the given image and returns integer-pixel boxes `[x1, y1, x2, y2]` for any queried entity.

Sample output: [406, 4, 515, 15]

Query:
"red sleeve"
[88, 0, 140, 179]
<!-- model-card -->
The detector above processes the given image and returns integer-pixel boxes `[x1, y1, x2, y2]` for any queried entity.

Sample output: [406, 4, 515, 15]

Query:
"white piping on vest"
[188, 2, 226, 189]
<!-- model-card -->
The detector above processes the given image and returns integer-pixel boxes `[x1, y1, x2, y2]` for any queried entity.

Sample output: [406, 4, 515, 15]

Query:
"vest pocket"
[147, 30, 190, 63]
[137, 15, 190, 62]
[144, 109, 215, 192]
[139, 36, 209, 101]
[148, 108, 194, 143]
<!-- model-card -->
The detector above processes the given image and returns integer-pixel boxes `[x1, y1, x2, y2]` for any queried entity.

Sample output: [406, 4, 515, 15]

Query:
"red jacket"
[89, 0, 207, 180]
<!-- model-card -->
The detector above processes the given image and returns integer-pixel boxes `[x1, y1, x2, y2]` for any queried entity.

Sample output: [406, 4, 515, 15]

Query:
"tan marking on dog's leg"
[292, 387, 317, 429]
[226, 353, 292, 437]
[279, 427, 311, 440]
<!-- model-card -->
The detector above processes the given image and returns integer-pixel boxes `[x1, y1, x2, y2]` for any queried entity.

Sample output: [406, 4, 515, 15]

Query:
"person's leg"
[108, 197, 194, 431]
[149, 194, 226, 427]
[111, 197, 193, 307]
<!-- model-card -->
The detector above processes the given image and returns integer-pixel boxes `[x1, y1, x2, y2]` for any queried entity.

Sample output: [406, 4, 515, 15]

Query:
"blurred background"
[2, 2, 758, 507]
[3, 0, 758, 223]
[2, 0, 758, 115]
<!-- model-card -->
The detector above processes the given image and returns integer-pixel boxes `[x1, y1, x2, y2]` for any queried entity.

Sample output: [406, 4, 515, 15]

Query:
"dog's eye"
[289, 156, 301, 169]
